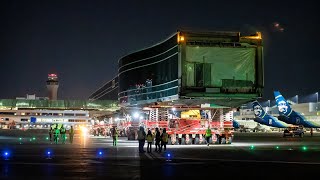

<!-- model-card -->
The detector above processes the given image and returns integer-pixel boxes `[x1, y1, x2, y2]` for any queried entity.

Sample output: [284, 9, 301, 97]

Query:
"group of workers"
[49, 125, 75, 144]
[137, 126, 169, 153]
[109, 126, 169, 153]
[48, 124, 229, 148]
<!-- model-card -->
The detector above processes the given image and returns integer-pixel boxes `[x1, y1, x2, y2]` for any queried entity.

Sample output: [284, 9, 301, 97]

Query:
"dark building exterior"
[89, 30, 264, 108]
[89, 76, 118, 101]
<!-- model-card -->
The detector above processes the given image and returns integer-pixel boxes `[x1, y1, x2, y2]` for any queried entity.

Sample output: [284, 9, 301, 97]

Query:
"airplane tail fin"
[274, 91, 292, 116]
[252, 101, 266, 118]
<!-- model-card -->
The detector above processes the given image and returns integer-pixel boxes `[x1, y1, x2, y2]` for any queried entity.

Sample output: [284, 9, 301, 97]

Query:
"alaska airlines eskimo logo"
[253, 105, 263, 117]
[277, 100, 288, 114]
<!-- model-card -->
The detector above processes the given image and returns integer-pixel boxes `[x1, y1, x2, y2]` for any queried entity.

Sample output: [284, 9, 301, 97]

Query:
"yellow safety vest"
[162, 133, 168, 142]
[146, 134, 153, 142]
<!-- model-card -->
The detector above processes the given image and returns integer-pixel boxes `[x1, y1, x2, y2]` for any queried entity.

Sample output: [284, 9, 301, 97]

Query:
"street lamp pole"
[268, 100, 270, 107]
[296, 95, 298, 104]
[316, 92, 318, 103]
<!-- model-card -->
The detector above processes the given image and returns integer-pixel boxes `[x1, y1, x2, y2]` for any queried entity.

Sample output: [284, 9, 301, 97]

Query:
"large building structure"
[89, 30, 264, 108]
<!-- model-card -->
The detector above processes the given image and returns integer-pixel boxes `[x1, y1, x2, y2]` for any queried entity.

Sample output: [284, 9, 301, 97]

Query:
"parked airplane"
[274, 91, 320, 128]
[252, 100, 293, 128]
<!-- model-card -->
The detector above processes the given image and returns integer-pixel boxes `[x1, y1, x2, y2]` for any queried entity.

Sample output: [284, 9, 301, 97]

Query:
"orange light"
[243, 32, 262, 40]
[177, 33, 185, 43]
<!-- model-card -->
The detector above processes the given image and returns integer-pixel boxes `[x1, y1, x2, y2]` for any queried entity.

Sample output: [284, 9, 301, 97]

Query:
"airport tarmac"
[1, 132, 320, 179]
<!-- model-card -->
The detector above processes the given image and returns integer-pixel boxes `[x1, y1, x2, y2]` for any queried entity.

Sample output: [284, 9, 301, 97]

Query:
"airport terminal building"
[89, 30, 264, 108]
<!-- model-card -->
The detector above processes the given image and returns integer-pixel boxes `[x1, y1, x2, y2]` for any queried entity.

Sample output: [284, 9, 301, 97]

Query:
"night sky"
[1, 0, 319, 102]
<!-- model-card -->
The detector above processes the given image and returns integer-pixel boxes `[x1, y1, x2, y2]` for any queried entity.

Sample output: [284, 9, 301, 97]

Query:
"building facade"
[89, 30, 264, 108]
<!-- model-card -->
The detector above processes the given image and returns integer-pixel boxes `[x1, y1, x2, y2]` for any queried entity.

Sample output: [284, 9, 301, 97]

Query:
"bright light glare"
[133, 112, 139, 118]
[47, 151, 51, 155]
[167, 154, 171, 157]
[81, 127, 88, 134]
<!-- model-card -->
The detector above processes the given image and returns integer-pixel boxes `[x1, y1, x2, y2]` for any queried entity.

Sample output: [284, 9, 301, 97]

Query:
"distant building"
[16, 94, 48, 100]
[46, 73, 59, 100]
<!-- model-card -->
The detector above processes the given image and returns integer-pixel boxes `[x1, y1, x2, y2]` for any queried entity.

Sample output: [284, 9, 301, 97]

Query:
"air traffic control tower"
[46, 73, 59, 100]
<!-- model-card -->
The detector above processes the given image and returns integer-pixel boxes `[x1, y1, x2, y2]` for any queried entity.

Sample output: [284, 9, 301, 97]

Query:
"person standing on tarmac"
[146, 130, 153, 153]
[112, 127, 119, 146]
[49, 126, 53, 144]
[60, 125, 66, 144]
[137, 126, 146, 153]
[154, 128, 161, 152]
[205, 126, 212, 146]
[54, 126, 60, 144]
[159, 128, 168, 152]
[69, 126, 75, 144]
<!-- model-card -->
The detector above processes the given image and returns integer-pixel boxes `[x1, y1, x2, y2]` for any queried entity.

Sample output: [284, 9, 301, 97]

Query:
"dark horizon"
[1, 0, 319, 101]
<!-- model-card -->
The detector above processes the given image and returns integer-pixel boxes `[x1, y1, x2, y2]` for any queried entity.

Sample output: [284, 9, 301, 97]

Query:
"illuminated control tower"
[46, 73, 59, 100]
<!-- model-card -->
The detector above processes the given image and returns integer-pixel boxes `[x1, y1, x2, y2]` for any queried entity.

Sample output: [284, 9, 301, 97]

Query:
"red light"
[48, 74, 57, 77]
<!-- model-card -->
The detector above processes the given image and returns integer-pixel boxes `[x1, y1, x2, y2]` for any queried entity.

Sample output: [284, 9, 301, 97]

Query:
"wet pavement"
[1, 132, 320, 179]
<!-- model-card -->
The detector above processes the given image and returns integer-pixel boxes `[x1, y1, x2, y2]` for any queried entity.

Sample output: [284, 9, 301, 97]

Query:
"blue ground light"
[45, 149, 53, 159]
[3, 151, 10, 160]
[96, 149, 105, 159]
[165, 152, 172, 161]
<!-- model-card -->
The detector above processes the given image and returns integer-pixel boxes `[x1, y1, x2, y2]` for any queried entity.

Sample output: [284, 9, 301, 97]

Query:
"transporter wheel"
[181, 137, 186, 145]
[185, 135, 191, 145]
[168, 138, 172, 145]
[173, 137, 178, 145]
[195, 137, 200, 144]
[300, 133, 304, 138]
[209, 137, 213, 144]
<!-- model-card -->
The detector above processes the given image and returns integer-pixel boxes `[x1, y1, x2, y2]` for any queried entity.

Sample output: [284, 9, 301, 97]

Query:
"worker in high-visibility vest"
[54, 126, 60, 144]
[69, 126, 75, 144]
[205, 127, 212, 146]
[159, 128, 168, 152]
[60, 125, 66, 144]
[112, 127, 119, 146]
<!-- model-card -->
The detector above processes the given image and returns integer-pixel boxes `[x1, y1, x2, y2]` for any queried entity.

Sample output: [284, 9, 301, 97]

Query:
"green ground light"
[302, 146, 308, 151]
[275, 146, 280, 150]
[250, 145, 255, 150]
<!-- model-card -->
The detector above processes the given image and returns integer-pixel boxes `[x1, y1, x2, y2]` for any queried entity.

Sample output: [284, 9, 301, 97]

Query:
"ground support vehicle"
[283, 127, 304, 137]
